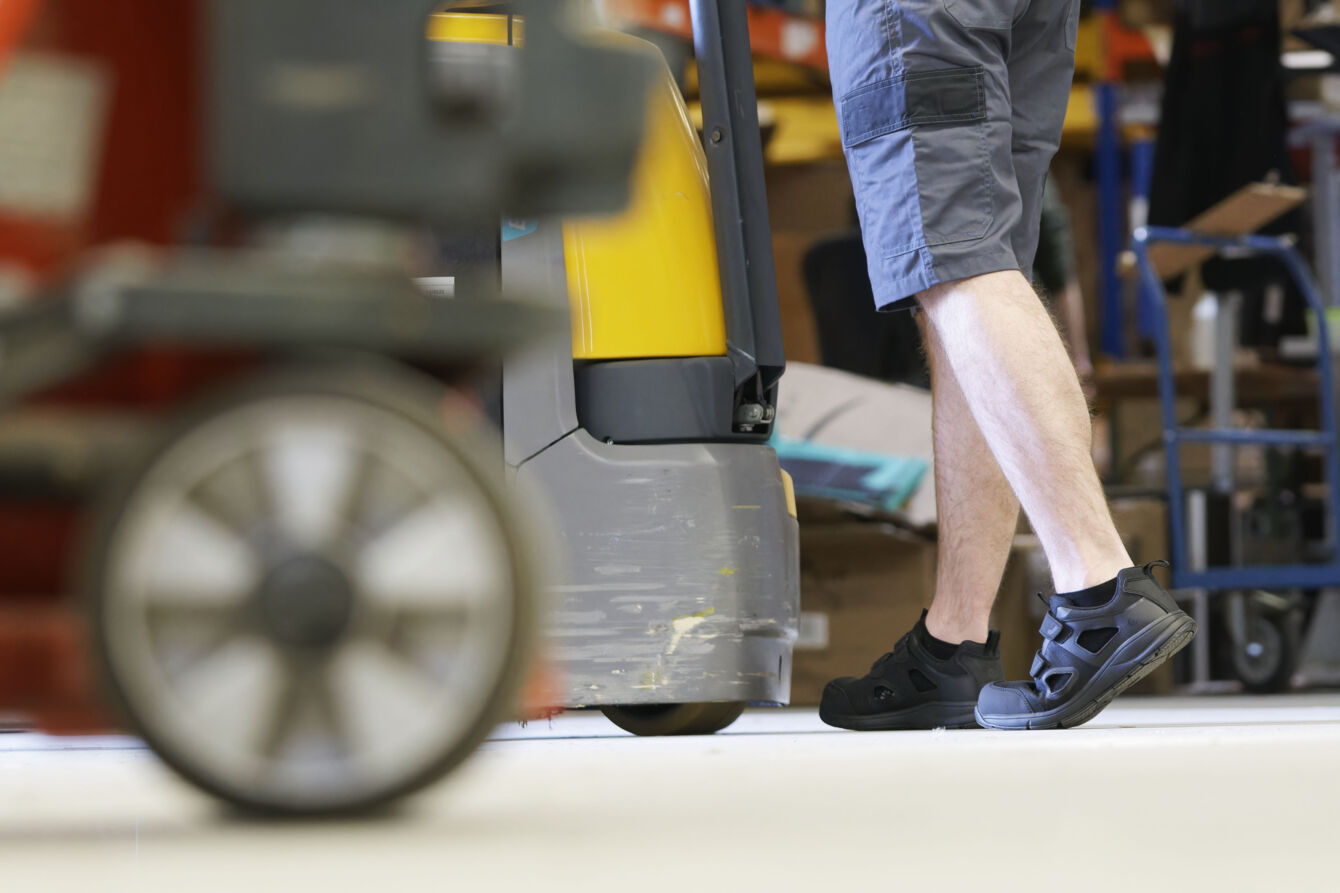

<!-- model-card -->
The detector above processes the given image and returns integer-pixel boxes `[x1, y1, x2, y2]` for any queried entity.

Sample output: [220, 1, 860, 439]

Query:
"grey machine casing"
[502, 221, 800, 707]
[501, 3, 799, 708]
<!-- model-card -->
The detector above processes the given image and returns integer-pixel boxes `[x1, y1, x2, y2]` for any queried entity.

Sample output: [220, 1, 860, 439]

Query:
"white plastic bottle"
[1189, 290, 1219, 371]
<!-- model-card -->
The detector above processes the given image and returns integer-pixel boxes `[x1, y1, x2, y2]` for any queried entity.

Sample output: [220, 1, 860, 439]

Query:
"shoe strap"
[1029, 651, 1047, 679]
[1039, 612, 1065, 641]
[1029, 651, 1077, 699]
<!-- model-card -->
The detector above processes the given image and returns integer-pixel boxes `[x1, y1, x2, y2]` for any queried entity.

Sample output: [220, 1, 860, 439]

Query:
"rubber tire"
[84, 360, 538, 817]
[600, 702, 746, 736]
[1227, 611, 1299, 694]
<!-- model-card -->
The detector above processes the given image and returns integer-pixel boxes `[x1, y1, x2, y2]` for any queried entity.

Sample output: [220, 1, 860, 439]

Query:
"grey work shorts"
[826, 0, 1080, 311]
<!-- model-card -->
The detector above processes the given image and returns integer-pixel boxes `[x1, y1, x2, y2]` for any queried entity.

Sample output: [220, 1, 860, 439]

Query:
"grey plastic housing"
[209, 0, 656, 224]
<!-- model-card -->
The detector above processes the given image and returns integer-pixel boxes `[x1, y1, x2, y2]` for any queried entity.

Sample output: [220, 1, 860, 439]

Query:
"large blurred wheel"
[601, 702, 746, 736]
[87, 365, 535, 816]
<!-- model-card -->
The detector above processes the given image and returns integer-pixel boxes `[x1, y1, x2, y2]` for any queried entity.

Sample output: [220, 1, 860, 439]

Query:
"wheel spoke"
[265, 423, 373, 549]
[145, 598, 249, 678]
[185, 450, 273, 543]
[253, 658, 357, 769]
[360, 601, 478, 693]
[309, 668, 353, 762]
[185, 482, 249, 542]
[241, 449, 276, 527]
[363, 599, 473, 642]
[256, 659, 307, 761]
[359, 475, 433, 549]
[133, 505, 259, 604]
[326, 446, 378, 548]
[356, 499, 507, 609]
[331, 641, 463, 764]
[167, 636, 283, 755]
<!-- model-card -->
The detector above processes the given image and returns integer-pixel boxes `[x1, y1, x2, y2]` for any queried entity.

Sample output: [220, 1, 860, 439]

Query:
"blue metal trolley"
[1131, 225, 1340, 688]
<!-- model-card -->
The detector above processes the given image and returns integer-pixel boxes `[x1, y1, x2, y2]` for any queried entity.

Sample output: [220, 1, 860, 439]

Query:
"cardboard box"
[1109, 497, 1170, 567]
[994, 538, 1050, 683]
[792, 514, 1040, 706]
[770, 232, 822, 366]
[775, 364, 936, 527]
[792, 520, 936, 706]
[1108, 497, 1176, 694]
[765, 159, 858, 369]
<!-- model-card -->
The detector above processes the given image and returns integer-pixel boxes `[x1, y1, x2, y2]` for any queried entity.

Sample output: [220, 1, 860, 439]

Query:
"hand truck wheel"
[1220, 591, 1300, 694]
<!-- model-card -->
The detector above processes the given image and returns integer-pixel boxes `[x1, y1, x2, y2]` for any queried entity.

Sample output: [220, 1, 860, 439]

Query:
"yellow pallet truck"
[430, 7, 800, 736]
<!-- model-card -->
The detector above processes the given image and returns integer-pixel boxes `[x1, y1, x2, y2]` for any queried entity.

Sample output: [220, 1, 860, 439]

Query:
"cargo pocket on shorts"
[839, 65, 992, 255]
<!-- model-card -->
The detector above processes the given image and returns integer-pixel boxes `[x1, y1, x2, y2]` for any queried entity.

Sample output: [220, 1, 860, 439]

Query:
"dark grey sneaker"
[820, 610, 1004, 730]
[975, 562, 1196, 730]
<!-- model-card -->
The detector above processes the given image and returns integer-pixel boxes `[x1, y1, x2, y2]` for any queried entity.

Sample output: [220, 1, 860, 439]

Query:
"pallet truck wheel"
[86, 365, 535, 816]
[1227, 611, 1298, 694]
[600, 702, 746, 736]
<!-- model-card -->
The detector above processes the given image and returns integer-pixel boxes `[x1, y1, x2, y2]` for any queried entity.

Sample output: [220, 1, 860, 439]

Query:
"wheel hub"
[254, 554, 355, 650]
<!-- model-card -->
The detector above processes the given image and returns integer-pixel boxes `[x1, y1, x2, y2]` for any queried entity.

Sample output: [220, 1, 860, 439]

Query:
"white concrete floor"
[3, 695, 1338, 892]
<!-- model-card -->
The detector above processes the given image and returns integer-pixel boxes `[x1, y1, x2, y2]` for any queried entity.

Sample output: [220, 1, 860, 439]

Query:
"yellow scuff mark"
[666, 606, 716, 655]
[634, 667, 667, 689]
[719, 567, 736, 576]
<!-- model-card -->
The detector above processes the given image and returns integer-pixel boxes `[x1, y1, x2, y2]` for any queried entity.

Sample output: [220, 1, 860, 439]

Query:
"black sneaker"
[975, 562, 1197, 730]
[819, 611, 1004, 730]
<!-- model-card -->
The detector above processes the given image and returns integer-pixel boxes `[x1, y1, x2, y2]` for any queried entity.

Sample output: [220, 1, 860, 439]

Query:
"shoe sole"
[820, 700, 982, 731]
[975, 611, 1198, 731]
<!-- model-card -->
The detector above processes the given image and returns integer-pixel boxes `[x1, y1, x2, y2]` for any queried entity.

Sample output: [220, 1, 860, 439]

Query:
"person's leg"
[917, 270, 1130, 593]
[966, 0, 1197, 729]
[901, 0, 1120, 593]
[817, 309, 1013, 731]
[821, 0, 1195, 730]
[820, 0, 1028, 731]
[958, 276, 1197, 728]
[917, 311, 1019, 645]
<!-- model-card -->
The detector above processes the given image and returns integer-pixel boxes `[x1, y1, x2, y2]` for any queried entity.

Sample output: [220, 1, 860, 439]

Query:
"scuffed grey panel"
[517, 430, 799, 705]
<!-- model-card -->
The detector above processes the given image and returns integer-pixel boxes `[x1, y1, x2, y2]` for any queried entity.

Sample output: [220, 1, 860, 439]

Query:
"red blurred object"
[1100, 9, 1159, 83]
[0, 506, 78, 597]
[0, 0, 200, 277]
[0, 0, 40, 62]
[0, 604, 112, 734]
[605, 0, 829, 74]
[519, 653, 565, 722]
[35, 347, 257, 408]
[0, 0, 211, 735]
[32, 0, 200, 251]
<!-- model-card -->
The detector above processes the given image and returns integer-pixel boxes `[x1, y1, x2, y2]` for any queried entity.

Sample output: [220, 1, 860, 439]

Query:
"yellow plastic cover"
[428, 11, 524, 46]
[563, 53, 727, 359]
